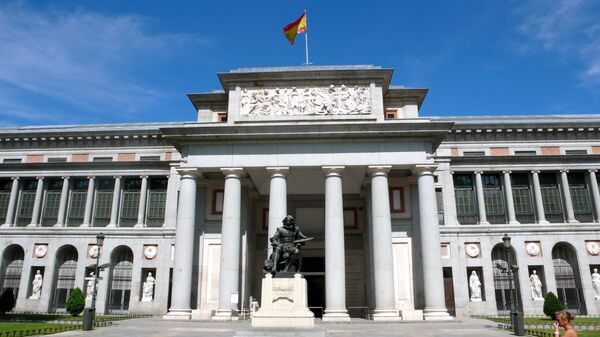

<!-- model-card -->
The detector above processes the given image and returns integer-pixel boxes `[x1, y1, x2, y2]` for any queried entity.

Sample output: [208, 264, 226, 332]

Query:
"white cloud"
[518, 0, 600, 87]
[0, 3, 209, 123]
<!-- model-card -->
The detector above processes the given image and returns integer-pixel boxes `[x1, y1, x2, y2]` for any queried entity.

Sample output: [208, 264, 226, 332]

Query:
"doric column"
[80, 176, 95, 227]
[560, 170, 578, 223]
[2, 177, 19, 227]
[588, 170, 600, 222]
[107, 176, 121, 227]
[474, 171, 489, 225]
[55, 177, 70, 227]
[531, 171, 548, 224]
[213, 168, 243, 320]
[266, 167, 289, 255]
[135, 176, 148, 227]
[368, 166, 400, 321]
[322, 166, 350, 321]
[414, 165, 452, 320]
[28, 177, 45, 227]
[164, 168, 199, 320]
[502, 171, 519, 225]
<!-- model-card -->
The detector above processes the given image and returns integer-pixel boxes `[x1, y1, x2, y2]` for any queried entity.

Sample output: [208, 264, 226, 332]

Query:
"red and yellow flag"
[283, 11, 307, 45]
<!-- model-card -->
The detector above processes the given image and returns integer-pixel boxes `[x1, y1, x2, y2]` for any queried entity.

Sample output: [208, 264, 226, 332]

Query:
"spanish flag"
[283, 11, 307, 45]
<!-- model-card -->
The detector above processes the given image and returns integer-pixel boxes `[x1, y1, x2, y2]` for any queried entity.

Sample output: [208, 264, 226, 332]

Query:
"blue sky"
[1, 1, 600, 126]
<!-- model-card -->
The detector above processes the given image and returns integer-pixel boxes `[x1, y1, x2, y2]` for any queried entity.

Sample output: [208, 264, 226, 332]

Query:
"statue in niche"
[141, 272, 156, 302]
[29, 270, 43, 299]
[85, 272, 95, 300]
[469, 270, 482, 301]
[592, 268, 600, 300]
[529, 270, 544, 301]
[263, 215, 313, 275]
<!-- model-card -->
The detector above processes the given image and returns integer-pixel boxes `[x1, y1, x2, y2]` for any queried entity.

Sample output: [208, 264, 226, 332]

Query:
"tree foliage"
[543, 291, 564, 319]
[66, 288, 85, 316]
[0, 289, 15, 314]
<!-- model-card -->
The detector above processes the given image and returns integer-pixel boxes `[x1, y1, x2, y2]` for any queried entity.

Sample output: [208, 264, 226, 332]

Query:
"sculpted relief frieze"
[239, 85, 371, 117]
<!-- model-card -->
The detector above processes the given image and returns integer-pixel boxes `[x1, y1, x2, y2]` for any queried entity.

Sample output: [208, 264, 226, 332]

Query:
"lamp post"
[502, 234, 524, 336]
[83, 233, 104, 331]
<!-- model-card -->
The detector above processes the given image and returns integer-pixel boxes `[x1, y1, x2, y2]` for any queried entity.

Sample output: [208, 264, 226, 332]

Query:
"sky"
[1, 0, 600, 126]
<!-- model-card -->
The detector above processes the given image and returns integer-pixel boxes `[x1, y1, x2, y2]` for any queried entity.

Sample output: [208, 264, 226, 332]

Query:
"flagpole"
[304, 10, 310, 66]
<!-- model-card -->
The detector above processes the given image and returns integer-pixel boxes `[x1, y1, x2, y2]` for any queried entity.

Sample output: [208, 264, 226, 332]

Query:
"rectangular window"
[565, 150, 587, 155]
[540, 173, 564, 223]
[93, 178, 114, 226]
[389, 187, 405, 213]
[119, 178, 141, 227]
[16, 179, 37, 226]
[463, 151, 485, 157]
[139, 156, 161, 161]
[41, 179, 63, 226]
[92, 157, 113, 162]
[569, 172, 593, 222]
[483, 174, 506, 224]
[146, 178, 167, 227]
[47, 157, 67, 163]
[453, 174, 478, 224]
[3, 158, 22, 163]
[0, 179, 13, 220]
[514, 151, 537, 156]
[67, 178, 88, 226]
[436, 188, 444, 225]
[511, 173, 535, 223]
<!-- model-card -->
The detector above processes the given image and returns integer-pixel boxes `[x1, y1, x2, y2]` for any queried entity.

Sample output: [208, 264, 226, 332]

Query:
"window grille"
[67, 179, 88, 226]
[565, 150, 587, 155]
[568, 172, 593, 222]
[108, 248, 133, 313]
[41, 192, 61, 226]
[491, 246, 521, 315]
[0, 247, 24, 299]
[540, 173, 564, 223]
[146, 178, 168, 227]
[16, 192, 36, 226]
[463, 151, 485, 157]
[514, 151, 537, 156]
[0, 179, 12, 219]
[453, 174, 477, 224]
[3, 158, 21, 163]
[119, 179, 141, 227]
[553, 245, 583, 314]
[483, 174, 506, 224]
[93, 179, 114, 226]
[51, 248, 77, 310]
[511, 173, 535, 223]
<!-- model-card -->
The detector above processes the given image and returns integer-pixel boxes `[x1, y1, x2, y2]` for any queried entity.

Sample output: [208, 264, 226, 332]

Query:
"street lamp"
[502, 234, 524, 336]
[83, 233, 105, 331]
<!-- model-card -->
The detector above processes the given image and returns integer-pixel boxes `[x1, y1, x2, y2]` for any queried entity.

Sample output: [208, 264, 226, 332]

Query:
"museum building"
[0, 65, 600, 321]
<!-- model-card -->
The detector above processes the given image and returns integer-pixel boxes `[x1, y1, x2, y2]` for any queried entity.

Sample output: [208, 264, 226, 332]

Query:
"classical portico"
[160, 65, 453, 321]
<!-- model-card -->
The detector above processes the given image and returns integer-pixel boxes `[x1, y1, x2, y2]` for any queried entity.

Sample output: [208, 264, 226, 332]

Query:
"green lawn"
[487, 316, 600, 326]
[528, 328, 600, 337]
[0, 322, 76, 332]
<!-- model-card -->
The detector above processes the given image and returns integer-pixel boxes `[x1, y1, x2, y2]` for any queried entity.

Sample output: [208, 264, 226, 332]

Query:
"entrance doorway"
[305, 274, 325, 318]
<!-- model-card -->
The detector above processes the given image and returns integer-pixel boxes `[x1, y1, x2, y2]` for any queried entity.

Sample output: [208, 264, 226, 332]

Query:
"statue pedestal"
[251, 273, 314, 328]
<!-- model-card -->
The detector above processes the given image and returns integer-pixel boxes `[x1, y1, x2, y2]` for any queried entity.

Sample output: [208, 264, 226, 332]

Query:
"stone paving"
[56, 317, 517, 337]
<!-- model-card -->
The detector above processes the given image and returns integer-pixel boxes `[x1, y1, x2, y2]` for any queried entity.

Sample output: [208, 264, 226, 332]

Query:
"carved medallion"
[239, 85, 371, 117]
[526, 242, 541, 257]
[465, 243, 480, 258]
[144, 245, 158, 260]
[88, 245, 100, 258]
[587, 241, 600, 256]
[34, 244, 48, 258]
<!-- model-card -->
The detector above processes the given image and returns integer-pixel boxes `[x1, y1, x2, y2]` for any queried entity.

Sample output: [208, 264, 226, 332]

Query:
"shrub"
[66, 288, 85, 316]
[0, 289, 15, 314]
[543, 291, 564, 319]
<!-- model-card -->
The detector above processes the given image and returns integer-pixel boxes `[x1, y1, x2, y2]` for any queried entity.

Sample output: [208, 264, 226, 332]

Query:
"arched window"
[552, 243, 586, 314]
[491, 244, 521, 315]
[0, 245, 25, 300]
[50, 245, 78, 311]
[107, 246, 133, 313]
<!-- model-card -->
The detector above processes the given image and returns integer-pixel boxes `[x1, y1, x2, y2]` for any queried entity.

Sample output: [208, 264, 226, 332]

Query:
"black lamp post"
[502, 234, 524, 336]
[83, 233, 105, 331]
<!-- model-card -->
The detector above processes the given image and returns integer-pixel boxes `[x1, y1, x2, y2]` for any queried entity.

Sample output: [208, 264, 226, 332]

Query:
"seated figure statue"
[264, 215, 312, 275]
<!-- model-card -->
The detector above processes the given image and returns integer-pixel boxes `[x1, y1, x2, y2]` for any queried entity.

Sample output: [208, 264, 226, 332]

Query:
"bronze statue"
[264, 215, 312, 275]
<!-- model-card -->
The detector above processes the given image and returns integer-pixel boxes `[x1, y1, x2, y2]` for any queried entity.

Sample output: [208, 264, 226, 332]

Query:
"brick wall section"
[541, 147, 561, 155]
[26, 154, 43, 163]
[451, 148, 459, 156]
[117, 153, 136, 161]
[490, 147, 509, 156]
[164, 151, 172, 161]
[71, 154, 89, 162]
[592, 146, 600, 154]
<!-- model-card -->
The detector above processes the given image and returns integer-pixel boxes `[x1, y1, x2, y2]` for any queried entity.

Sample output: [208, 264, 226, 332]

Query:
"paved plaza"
[56, 317, 516, 337]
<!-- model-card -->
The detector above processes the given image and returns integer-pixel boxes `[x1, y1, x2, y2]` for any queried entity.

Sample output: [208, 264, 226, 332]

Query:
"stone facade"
[0, 66, 599, 320]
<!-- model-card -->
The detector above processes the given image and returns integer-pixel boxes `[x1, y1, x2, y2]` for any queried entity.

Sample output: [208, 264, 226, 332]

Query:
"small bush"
[66, 288, 85, 316]
[0, 288, 15, 314]
[543, 291, 564, 319]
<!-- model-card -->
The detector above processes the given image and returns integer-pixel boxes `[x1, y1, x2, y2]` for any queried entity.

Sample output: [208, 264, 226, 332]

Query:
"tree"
[0, 289, 15, 314]
[66, 288, 85, 316]
[543, 291, 564, 319]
